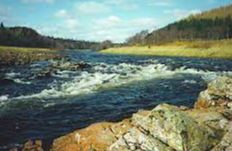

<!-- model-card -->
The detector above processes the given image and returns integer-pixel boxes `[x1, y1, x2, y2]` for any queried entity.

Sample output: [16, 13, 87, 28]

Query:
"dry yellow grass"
[0, 45, 60, 65]
[100, 40, 232, 59]
[0, 45, 52, 52]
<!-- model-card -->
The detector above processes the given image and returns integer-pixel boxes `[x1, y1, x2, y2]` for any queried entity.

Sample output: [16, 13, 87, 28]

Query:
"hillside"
[0, 25, 115, 50]
[127, 4, 232, 45]
[193, 4, 232, 19]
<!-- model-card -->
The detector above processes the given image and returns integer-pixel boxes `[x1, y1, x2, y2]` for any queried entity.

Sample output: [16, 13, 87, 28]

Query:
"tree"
[99, 40, 113, 50]
[0, 22, 4, 28]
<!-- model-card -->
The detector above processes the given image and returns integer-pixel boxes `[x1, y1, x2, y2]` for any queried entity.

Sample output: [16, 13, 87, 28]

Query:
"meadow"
[101, 40, 232, 59]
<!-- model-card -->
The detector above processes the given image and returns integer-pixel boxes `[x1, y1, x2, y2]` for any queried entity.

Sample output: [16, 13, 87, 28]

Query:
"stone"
[51, 119, 132, 151]
[211, 122, 232, 151]
[22, 140, 43, 151]
[195, 76, 232, 109]
[129, 104, 220, 151]
[109, 127, 175, 151]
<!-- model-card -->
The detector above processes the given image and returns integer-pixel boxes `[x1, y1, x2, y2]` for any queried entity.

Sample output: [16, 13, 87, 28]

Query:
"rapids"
[0, 50, 232, 150]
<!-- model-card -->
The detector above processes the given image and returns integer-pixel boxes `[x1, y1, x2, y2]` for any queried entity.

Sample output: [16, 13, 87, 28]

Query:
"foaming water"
[1, 50, 232, 150]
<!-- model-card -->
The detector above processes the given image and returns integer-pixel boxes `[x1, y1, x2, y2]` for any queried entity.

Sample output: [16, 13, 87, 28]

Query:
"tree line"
[127, 15, 232, 46]
[0, 23, 115, 50]
[126, 4, 232, 46]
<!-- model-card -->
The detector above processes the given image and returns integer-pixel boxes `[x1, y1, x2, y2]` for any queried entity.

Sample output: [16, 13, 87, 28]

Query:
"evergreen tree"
[0, 22, 4, 28]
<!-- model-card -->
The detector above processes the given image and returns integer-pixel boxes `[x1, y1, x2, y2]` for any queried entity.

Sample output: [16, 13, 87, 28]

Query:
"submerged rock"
[50, 76, 232, 151]
[21, 140, 43, 151]
[52, 61, 91, 71]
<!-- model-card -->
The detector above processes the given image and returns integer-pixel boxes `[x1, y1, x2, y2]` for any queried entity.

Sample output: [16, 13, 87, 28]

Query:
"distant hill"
[127, 4, 232, 45]
[0, 25, 115, 50]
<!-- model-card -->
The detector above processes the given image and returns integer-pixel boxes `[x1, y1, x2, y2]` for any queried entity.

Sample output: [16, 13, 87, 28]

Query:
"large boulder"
[51, 119, 133, 151]
[109, 127, 175, 151]
[195, 76, 232, 109]
[110, 104, 221, 151]
[211, 122, 232, 151]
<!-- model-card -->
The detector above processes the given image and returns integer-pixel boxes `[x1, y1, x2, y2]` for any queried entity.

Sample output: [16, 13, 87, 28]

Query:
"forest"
[0, 23, 115, 50]
[127, 4, 232, 45]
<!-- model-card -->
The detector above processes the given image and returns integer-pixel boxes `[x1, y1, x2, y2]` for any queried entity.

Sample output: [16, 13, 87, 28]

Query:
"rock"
[51, 119, 133, 151]
[109, 127, 175, 151]
[211, 122, 232, 151]
[112, 104, 220, 151]
[186, 109, 229, 131]
[195, 76, 232, 109]
[228, 102, 232, 109]
[53, 61, 91, 71]
[22, 140, 43, 151]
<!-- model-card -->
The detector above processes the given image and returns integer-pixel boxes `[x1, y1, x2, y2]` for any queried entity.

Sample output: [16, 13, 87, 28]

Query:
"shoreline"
[18, 76, 232, 151]
[0, 46, 61, 66]
[48, 76, 232, 151]
[100, 40, 232, 59]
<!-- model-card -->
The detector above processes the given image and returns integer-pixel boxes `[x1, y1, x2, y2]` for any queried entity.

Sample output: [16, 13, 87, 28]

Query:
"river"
[0, 50, 232, 150]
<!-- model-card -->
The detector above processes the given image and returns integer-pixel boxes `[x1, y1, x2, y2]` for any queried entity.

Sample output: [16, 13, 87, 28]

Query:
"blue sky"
[0, 0, 231, 42]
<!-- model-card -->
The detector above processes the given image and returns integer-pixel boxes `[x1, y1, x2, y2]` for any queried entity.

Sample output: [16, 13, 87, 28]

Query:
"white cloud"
[94, 16, 122, 29]
[55, 9, 69, 18]
[65, 18, 79, 30]
[76, 1, 111, 15]
[36, 15, 158, 42]
[54, 9, 79, 30]
[21, 0, 55, 4]
[164, 9, 201, 20]
[86, 16, 157, 42]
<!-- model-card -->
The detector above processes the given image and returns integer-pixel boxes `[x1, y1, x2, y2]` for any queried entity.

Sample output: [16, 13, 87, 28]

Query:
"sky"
[0, 0, 231, 43]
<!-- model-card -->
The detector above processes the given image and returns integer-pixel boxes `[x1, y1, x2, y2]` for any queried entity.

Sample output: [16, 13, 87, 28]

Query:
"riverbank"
[0, 46, 61, 66]
[49, 76, 232, 151]
[100, 40, 232, 59]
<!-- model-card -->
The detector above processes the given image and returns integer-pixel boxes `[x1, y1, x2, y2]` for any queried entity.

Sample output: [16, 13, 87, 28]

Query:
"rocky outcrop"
[51, 76, 232, 151]
[195, 76, 232, 109]
[51, 119, 133, 151]
[110, 104, 229, 151]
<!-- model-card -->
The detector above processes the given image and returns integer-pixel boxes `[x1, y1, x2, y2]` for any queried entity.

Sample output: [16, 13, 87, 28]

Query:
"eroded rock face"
[51, 119, 133, 151]
[51, 77, 232, 151]
[109, 127, 175, 151]
[211, 122, 232, 151]
[195, 76, 232, 109]
[110, 104, 225, 151]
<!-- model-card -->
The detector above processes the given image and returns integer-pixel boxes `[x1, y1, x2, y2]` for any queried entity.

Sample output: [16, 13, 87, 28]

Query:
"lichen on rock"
[195, 76, 232, 109]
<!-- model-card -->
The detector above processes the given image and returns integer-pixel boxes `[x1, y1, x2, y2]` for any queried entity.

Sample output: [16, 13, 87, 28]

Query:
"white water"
[6, 62, 232, 102]
[5, 72, 31, 84]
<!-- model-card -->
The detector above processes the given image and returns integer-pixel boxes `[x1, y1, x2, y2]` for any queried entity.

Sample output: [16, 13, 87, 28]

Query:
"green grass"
[100, 40, 232, 59]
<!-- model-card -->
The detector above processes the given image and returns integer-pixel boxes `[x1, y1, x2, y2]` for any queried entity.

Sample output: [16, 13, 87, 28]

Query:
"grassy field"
[100, 40, 232, 59]
[0, 46, 60, 65]
[0, 45, 53, 52]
